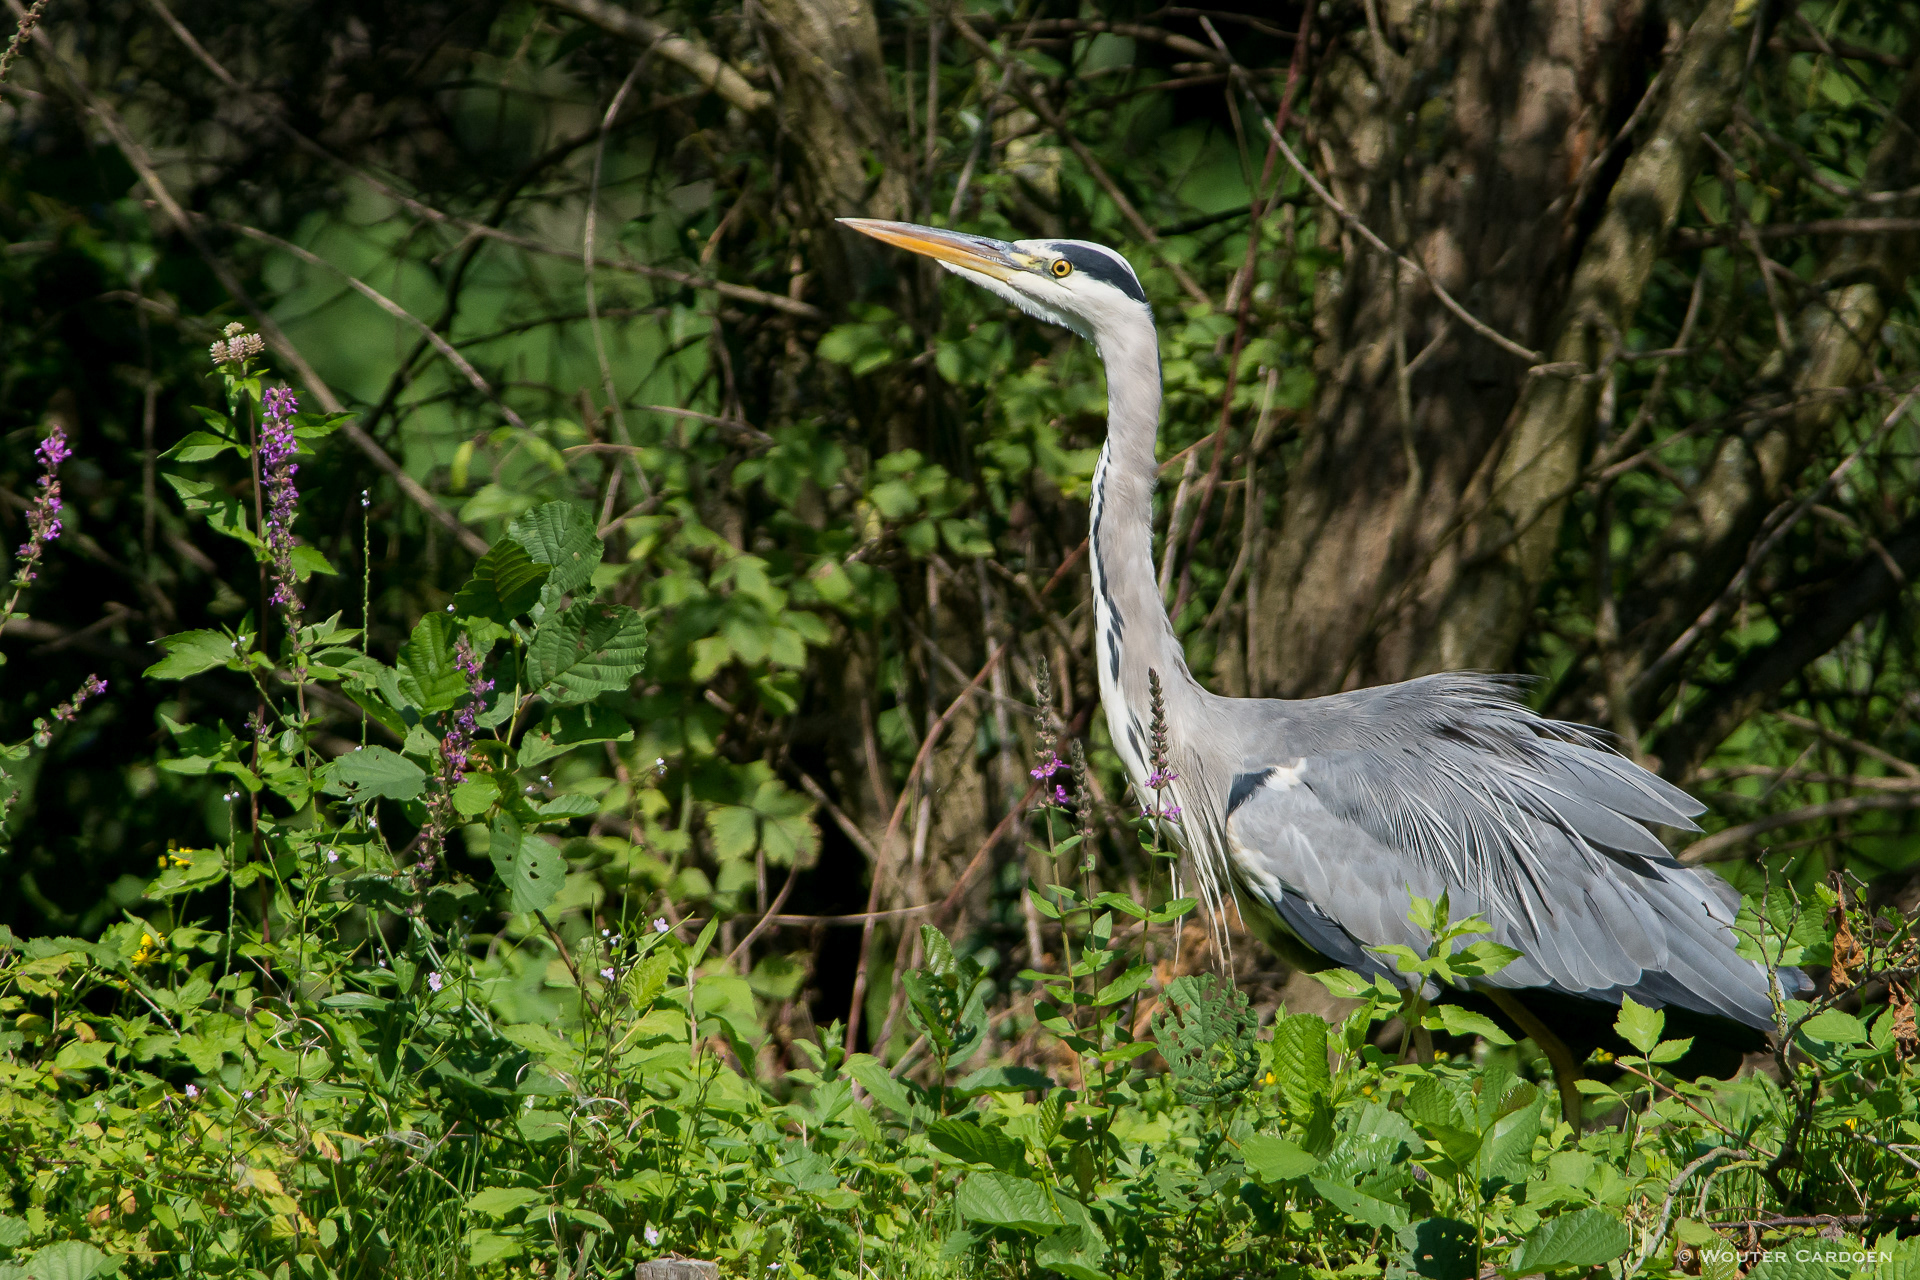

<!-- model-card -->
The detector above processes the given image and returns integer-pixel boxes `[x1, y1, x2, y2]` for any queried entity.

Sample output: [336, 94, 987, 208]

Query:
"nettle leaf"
[489, 809, 564, 917]
[508, 501, 602, 604]
[396, 613, 466, 713]
[321, 747, 426, 803]
[953, 1171, 1059, 1234]
[455, 539, 552, 624]
[526, 601, 648, 705]
[1502, 1208, 1630, 1276]
[145, 629, 243, 679]
[1614, 995, 1664, 1056]
[1270, 1012, 1331, 1118]
[1241, 1133, 1318, 1183]
[926, 1118, 1028, 1174]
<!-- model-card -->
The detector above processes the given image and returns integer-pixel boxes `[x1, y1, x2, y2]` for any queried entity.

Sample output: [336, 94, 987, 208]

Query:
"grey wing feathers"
[1222, 673, 1801, 1030]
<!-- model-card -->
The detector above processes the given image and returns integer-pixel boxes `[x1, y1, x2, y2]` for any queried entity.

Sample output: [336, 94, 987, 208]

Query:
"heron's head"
[839, 218, 1149, 344]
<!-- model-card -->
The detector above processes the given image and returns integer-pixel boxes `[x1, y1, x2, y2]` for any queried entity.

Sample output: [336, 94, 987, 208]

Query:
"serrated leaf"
[526, 600, 648, 705]
[321, 746, 426, 803]
[1400, 1217, 1479, 1280]
[515, 704, 632, 769]
[454, 539, 552, 623]
[1476, 1094, 1543, 1186]
[1270, 1012, 1331, 1119]
[396, 613, 466, 713]
[1309, 1173, 1411, 1231]
[507, 501, 602, 603]
[291, 544, 337, 580]
[954, 1171, 1059, 1234]
[1429, 1003, 1515, 1046]
[1241, 1132, 1318, 1183]
[926, 1118, 1028, 1174]
[1502, 1208, 1630, 1276]
[1614, 994, 1664, 1055]
[145, 629, 243, 679]
[489, 810, 563, 917]
[1799, 1009, 1867, 1044]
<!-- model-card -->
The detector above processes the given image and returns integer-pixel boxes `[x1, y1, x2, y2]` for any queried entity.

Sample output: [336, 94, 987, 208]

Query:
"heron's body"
[843, 218, 1800, 1038]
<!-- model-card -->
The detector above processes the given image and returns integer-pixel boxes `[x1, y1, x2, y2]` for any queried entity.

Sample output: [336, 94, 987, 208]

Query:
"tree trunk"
[1249, 0, 1655, 697]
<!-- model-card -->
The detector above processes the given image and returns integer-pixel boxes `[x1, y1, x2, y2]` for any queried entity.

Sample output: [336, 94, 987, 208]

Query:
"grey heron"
[840, 217, 1804, 1107]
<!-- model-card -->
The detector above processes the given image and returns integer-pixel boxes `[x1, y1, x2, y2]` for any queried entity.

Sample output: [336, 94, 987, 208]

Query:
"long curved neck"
[1087, 309, 1194, 787]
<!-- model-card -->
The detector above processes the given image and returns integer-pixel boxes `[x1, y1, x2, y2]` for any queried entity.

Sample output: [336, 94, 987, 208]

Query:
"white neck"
[1086, 311, 1194, 790]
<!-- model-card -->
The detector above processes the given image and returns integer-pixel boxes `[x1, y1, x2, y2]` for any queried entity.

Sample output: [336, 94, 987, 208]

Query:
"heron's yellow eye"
[1051, 259, 1073, 278]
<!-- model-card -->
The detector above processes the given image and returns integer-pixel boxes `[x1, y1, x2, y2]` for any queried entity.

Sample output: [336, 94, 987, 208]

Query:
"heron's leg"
[1483, 988, 1585, 1130]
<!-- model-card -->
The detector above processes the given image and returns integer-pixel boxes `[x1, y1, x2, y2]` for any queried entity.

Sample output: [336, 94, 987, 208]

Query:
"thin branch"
[1681, 793, 1920, 864]
[1671, 216, 1920, 249]
[949, 15, 1213, 309]
[534, 0, 771, 116]
[11, 2, 487, 555]
[1249, 89, 1547, 366]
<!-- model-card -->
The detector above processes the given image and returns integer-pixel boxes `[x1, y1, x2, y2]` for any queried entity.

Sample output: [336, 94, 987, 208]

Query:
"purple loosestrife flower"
[443, 637, 495, 786]
[33, 674, 106, 748]
[12, 426, 71, 589]
[259, 387, 302, 615]
[209, 323, 264, 367]
[1029, 750, 1062, 781]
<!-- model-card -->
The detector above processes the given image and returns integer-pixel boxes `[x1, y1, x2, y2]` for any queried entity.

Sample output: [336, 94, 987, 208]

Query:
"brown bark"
[1248, 0, 1652, 697]
[1418, 0, 1757, 676]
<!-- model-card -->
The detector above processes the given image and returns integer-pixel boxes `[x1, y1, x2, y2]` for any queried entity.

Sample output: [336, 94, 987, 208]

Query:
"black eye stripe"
[1054, 244, 1147, 305]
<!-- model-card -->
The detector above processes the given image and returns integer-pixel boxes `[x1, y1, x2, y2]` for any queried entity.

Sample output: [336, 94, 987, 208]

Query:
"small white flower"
[653, 918, 669, 934]
[325, 849, 339, 864]
[184, 1084, 199, 1099]
[644, 1226, 661, 1247]
[428, 972, 444, 993]
[243, 1090, 253, 1099]
[600, 967, 615, 981]
[360, 489, 371, 508]
[445, 603, 454, 612]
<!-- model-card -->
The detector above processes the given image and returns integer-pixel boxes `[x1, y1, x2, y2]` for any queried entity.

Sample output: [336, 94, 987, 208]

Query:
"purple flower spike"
[259, 387, 302, 617]
[12, 426, 70, 589]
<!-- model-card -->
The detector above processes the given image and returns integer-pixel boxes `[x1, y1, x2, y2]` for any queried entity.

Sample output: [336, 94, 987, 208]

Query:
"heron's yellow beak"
[837, 218, 1031, 280]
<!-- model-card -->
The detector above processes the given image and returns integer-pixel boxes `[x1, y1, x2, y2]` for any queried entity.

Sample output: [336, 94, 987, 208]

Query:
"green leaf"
[526, 600, 648, 704]
[1091, 964, 1153, 1007]
[926, 1118, 1029, 1174]
[396, 612, 466, 713]
[455, 539, 552, 623]
[321, 746, 426, 803]
[515, 704, 632, 769]
[1502, 1208, 1631, 1276]
[1476, 1094, 1543, 1186]
[1400, 1218, 1479, 1280]
[1309, 1174, 1411, 1231]
[1614, 995, 1664, 1056]
[954, 1171, 1059, 1234]
[507, 501, 602, 603]
[1241, 1133, 1318, 1183]
[702, 773, 817, 867]
[1648, 1037, 1695, 1063]
[145, 629, 241, 679]
[1800, 1008, 1868, 1044]
[1428, 1004, 1515, 1046]
[843, 1054, 915, 1119]
[10, 1241, 114, 1280]
[163, 430, 239, 461]
[466, 1186, 545, 1218]
[1270, 1012, 1331, 1119]
[490, 810, 564, 917]
[953, 1065, 1054, 1097]
[1404, 1077, 1467, 1131]
[147, 846, 228, 899]
[287, 545, 335, 581]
